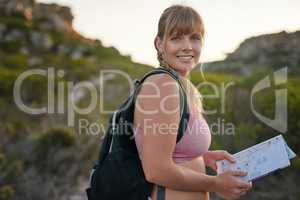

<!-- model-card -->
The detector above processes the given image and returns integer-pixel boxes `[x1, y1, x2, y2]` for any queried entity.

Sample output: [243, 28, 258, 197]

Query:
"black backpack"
[86, 67, 190, 200]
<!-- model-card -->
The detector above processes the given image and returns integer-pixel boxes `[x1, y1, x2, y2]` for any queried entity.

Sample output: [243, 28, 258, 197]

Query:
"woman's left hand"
[203, 150, 236, 172]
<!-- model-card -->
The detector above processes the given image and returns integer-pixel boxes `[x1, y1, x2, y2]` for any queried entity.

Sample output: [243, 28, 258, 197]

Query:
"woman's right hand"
[214, 170, 252, 200]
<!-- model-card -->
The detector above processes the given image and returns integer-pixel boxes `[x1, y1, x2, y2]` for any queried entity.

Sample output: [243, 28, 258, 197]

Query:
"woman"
[133, 5, 252, 200]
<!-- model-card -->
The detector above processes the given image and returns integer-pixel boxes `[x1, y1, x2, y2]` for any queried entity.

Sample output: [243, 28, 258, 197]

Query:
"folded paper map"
[216, 135, 297, 181]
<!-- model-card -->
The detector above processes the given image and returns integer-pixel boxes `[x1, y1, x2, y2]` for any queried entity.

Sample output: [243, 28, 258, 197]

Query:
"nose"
[182, 37, 192, 51]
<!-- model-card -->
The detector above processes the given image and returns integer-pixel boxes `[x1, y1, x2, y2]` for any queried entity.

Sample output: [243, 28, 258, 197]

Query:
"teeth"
[177, 55, 193, 57]
[177, 55, 193, 61]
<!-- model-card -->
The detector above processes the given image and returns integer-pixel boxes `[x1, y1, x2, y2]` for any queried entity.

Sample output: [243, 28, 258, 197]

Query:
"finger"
[237, 181, 252, 190]
[239, 190, 247, 196]
[240, 190, 247, 196]
[232, 189, 241, 195]
[230, 170, 248, 177]
[241, 181, 252, 190]
[223, 151, 236, 163]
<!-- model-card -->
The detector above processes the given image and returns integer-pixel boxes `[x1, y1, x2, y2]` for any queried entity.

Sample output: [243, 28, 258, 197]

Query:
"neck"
[161, 65, 190, 78]
[174, 68, 190, 78]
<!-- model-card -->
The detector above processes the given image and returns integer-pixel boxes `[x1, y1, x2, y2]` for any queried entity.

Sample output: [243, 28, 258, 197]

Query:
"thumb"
[212, 163, 217, 172]
[230, 170, 248, 177]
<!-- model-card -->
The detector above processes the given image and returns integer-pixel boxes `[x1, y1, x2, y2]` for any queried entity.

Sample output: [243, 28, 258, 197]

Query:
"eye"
[171, 36, 179, 41]
[192, 35, 201, 40]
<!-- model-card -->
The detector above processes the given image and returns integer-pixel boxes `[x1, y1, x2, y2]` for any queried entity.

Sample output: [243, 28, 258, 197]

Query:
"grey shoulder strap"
[157, 185, 166, 200]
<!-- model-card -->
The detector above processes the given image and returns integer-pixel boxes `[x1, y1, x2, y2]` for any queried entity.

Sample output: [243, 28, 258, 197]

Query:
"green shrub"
[34, 128, 76, 156]
[38, 128, 75, 147]
[234, 123, 263, 150]
[291, 157, 300, 171]
[190, 71, 240, 84]
[0, 185, 14, 200]
[0, 41, 22, 53]
[0, 16, 32, 31]
[0, 68, 20, 96]
[49, 31, 65, 44]
[0, 152, 24, 182]
[0, 53, 28, 69]
[0, 153, 5, 166]
[92, 45, 121, 58]
[5, 120, 26, 138]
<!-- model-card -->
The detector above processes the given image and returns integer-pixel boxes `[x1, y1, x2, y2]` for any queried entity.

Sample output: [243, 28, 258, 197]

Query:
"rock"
[33, 3, 73, 32]
[196, 30, 300, 75]
[28, 56, 42, 66]
[38, 18, 67, 32]
[71, 46, 87, 60]
[226, 31, 300, 68]
[0, 0, 34, 18]
[0, 0, 74, 32]
[20, 46, 29, 55]
[4, 29, 25, 42]
[57, 44, 69, 55]
[30, 31, 53, 49]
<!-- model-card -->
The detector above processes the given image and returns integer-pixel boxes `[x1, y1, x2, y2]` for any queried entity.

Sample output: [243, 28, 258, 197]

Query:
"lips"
[177, 55, 194, 61]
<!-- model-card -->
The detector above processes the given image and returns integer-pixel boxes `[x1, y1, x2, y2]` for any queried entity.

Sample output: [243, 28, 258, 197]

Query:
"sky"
[37, 0, 300, 66]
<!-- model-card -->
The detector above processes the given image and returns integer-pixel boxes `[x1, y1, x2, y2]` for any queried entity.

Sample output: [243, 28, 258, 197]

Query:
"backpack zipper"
[109, 110, 117, 153]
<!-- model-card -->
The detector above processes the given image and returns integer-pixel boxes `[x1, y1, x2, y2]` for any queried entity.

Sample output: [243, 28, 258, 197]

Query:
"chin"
[182, 64, 194, 71]
[177, 66, 192, 77]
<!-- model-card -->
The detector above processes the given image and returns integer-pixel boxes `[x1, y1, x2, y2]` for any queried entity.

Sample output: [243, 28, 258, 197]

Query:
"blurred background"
[0, 0, 299, 200]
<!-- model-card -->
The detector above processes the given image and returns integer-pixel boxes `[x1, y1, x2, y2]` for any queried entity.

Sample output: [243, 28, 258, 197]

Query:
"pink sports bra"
[134, 102, 211, 164]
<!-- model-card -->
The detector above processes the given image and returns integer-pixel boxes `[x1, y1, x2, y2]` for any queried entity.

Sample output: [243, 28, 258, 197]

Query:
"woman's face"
[156, 31, 202, 77]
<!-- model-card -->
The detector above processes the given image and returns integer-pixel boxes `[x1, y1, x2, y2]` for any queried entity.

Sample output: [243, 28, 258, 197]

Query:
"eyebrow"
[191, 32, 201, 36]
[169, 31, 202, 38]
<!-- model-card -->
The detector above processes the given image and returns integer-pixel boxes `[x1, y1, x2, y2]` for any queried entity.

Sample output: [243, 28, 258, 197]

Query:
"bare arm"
[134, 73, 216, 192]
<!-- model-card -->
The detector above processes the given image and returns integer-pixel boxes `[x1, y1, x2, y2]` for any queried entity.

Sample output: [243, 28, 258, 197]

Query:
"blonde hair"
[154, 4, 205, 115]
[155, 5, 205, 66]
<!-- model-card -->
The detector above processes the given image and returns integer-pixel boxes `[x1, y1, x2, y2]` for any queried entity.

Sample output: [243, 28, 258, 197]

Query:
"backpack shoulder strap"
[133, 67, 189, 143]
[97, 67, 190, 166]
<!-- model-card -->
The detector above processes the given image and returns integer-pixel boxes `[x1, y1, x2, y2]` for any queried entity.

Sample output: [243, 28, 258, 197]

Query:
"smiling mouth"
[177, 55, 194, 61]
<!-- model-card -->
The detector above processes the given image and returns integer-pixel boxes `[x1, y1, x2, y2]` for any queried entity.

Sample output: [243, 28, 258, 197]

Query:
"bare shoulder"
[134, 72, 180, 124]
[139, 72, 179, 95]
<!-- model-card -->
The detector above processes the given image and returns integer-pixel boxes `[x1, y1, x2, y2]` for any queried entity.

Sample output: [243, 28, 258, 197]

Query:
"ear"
[154, 36, 163, 53]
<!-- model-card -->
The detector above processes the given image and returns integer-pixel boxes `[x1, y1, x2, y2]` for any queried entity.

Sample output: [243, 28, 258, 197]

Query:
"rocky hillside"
[0, 0, 151, 73]
[1, 0, 73, 32]
[200, 30, 300, 75]
[0, 0, 152, 199]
